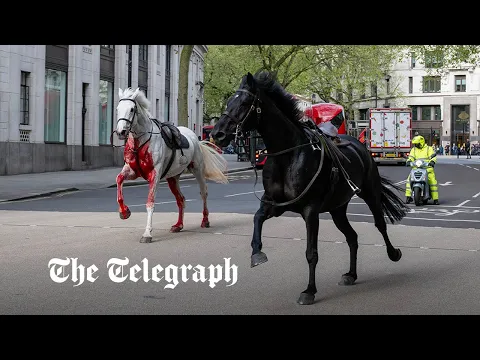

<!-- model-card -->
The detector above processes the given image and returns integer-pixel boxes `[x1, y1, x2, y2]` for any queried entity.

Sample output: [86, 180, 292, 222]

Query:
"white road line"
[473, 192, 480, 198]
[456, 200, 471, 207]
[223, 179, 407, 199]
[466, 165, 473, 169]
[225, 190, 264, 197]
[129, 199, 196, 207]
[345, 212, 480, 223]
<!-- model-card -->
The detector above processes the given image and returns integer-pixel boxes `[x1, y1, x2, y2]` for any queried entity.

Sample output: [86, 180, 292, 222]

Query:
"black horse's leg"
[250, 197, 272, 267]
[362, 191, 402, 262]
[297, 206, 319, 305]
[329, 203, 358, 286]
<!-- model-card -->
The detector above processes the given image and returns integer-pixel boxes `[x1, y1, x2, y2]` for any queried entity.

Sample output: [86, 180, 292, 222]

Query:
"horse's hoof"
[170, 225, 183, 233]
[119, 207, 131, 220]
[389, 248, 402, 262]
[140, 236, 152, 243]
[297, 293, 315, 305]
[251, 252, 268, 267]
[201, 221, 210, 228]
[338, 274, 357, 286]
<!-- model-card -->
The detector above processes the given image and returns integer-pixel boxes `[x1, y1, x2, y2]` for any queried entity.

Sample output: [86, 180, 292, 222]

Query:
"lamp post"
[384, 73, 391, 108]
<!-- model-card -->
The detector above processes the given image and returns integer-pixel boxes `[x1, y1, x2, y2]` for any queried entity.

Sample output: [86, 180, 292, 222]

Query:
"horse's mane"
[252, 71, 305, 128]
[121, 87, 153, 118]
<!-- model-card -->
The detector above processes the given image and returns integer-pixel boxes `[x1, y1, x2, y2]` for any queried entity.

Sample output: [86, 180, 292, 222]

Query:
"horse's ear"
[133, 87, 140, 98]
[118, 88, 123, 98]
[246, 72, 255, 88]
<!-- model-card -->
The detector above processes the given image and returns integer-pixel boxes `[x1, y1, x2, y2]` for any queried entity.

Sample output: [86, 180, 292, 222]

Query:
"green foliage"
[204, 45, 405, 120]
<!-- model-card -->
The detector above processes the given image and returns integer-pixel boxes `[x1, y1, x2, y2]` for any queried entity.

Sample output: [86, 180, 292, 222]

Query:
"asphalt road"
[1, 162, 480, 315]
[2, 163, 480, 230]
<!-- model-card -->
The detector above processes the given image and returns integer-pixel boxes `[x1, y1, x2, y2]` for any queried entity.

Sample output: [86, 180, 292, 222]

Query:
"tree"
[204, 45, 327, 119]
[178, 45, 194, 127]
[407, 45, 480, 74]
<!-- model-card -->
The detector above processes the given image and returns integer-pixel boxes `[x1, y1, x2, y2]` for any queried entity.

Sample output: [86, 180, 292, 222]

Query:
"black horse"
[211, 71, 409, 305]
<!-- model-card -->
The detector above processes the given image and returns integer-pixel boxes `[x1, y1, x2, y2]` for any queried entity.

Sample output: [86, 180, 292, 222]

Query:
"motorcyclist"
[405, 135, 439, 205]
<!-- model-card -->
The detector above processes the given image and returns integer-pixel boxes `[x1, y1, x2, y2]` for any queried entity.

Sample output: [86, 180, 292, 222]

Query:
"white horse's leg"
[116, 164, 137, 220]
[191, 164, 210, 228]
[141, 169, 159, 243]
[167, 174, 185, 232]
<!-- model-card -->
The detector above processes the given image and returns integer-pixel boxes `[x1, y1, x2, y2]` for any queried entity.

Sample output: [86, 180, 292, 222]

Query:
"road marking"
[466, 165, 473, 169]
[456, 200, 471, 207]
[335, 241, 343, 244]
[420, 246, 429, 249]
[468, 249, 478, 252]
[293, 238, 302, 241]
[129, 199, 196, 207]
[348, 202, 480, 209]
[213, 232, 222, 235]
[225, 190, 264, 197]
[374, 244, 383, 247]
[344, 212, 480, 223]
[439, 181, 454, 186]
[473, 192, 480, 198]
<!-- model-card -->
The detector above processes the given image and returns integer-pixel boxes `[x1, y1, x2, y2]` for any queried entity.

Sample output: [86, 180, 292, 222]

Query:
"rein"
[110, 98, 176, 180]
[227, 88, 359, 207]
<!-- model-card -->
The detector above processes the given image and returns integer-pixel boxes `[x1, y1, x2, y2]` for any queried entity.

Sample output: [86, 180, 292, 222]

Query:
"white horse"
[115, 87, 228, 243]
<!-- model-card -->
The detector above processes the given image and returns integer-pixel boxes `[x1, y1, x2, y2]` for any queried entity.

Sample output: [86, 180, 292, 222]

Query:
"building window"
[99, 79, 113, 145]
[424, 51, 443, 68]
[164, 45, 172, 122]
[139, 45, 148, 62]
[422, 76, 441, 93]
[408, 77, 413, 94]
[138, 45, 148, 97]
[20, 71, 30, 125]
[455, 75, 466, 92]
[44, 68, 67, 143]
[410, 52, 416, 68]
[409, 105, 441, 121]
[421, 106, 432, 120]
[434, 105, 441, 120]
[410, 106, 417, 121]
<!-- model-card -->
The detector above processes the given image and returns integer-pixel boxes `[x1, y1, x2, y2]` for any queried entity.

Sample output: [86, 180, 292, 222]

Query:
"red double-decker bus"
[303, 102, 347, 134]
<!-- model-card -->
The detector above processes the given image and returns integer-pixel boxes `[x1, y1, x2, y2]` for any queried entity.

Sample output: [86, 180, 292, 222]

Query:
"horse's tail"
[379, 176, 409, 224]
[198, 141, 229, 184]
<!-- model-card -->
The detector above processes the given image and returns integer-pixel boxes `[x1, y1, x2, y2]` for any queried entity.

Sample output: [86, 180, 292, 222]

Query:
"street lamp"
[384, 73, 391, 108]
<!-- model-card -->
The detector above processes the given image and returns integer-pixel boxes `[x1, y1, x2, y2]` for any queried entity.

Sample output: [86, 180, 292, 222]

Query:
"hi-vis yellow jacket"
[407, 145, 437, 165]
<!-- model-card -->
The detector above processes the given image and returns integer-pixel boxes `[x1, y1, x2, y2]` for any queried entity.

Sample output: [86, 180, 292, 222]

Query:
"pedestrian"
[466, 138, 471, 159]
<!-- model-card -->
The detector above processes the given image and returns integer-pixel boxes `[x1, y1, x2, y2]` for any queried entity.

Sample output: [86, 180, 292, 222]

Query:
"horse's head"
[116, 87, 142, 140]
[211, 72, 261, 147]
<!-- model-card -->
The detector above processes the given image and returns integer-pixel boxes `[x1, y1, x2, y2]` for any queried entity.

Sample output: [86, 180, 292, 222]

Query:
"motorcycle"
[408, 158, 433, 206]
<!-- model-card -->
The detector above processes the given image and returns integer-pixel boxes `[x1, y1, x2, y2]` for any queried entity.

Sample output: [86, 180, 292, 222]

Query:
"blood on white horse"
[115, 87, 228, 243]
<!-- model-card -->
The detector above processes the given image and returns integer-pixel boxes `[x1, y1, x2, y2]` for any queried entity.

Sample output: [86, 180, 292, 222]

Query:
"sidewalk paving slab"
[0, 154, 253, 203]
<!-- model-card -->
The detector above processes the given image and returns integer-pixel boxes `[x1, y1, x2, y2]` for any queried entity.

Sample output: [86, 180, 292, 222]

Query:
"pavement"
[1, 210, 479, 314]
[0, 154, 253, 203]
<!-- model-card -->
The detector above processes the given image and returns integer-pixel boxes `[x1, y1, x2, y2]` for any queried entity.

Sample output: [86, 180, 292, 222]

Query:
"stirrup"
[311, 141, 321, 151]
[347, 179, 361, 194]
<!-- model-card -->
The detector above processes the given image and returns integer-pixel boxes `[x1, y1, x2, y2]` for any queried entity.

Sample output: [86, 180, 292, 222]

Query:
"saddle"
[153, 119, 190, 150]
[300, 118, 351, 148]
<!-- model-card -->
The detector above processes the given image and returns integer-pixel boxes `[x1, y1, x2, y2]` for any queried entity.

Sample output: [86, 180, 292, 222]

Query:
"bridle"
[222, 87, 332, 207]
[222, 88, 262, 144]
[110, 98, 160, 148]
[115, 98, 139, 139]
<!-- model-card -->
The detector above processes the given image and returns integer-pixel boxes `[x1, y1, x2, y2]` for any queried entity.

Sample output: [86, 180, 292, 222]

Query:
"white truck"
[367, 108, 412, 165]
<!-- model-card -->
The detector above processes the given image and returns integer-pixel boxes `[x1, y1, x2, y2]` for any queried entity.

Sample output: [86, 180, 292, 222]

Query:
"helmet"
[412, 135, 425, 149]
